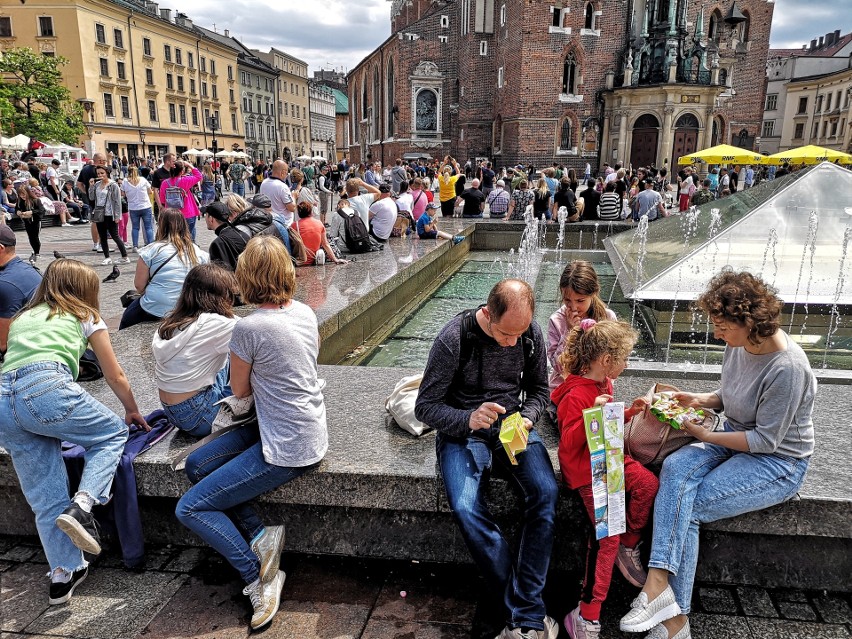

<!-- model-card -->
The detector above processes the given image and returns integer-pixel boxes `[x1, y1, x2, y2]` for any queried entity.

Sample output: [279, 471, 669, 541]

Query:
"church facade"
[346, 0, 773, 171]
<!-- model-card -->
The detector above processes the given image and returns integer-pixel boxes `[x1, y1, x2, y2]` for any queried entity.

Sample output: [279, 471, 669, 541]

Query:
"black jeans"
[118, 297, 160, 330]
[23, 216, 41, 256]
[96, 218, 127, 258]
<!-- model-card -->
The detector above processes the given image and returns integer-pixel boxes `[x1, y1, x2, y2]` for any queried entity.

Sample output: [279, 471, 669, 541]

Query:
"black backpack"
[454, 308, 536, 388]
[338, 208, 372, 253]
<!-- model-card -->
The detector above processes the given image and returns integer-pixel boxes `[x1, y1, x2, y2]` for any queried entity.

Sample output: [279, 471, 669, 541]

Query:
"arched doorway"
[630, 113, 660, 169]
[672, 113, 700, 165]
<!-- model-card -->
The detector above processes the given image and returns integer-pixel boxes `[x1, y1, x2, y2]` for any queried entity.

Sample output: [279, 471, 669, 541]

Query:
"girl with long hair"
[0, 259, 147, 605]
[119, 208, 209, 330]
[89, 165, 129, 265]
[153, 263, 238, 436]
[158, 159, 202, 240]
[121, 165, 155, 251]
[15, 183, 46, 263]
[200, 164, 216, 207]
[533, 177, 552, 221]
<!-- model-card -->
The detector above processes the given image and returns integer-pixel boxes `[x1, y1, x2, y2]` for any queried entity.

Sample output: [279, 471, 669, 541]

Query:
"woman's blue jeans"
[436, 428, 558, 632]
[649, 438, 809, 614]
[175, 423, 316, 584]
[0, 362, 128, 573]
[130, 207, 154, 247]
[186, 216, 197, 241]
[162, 364, 231, 437]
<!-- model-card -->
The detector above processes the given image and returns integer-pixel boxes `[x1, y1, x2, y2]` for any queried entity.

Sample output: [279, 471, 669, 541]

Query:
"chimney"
[834, 29, 841, 43]
[159, 8, 172, 22]
[810, 39, 817, 51]
[224, 29, 230, 37]
[818, 35, 824, 48]
[146, 1, 158, 15]
[826, 32, 834, 46]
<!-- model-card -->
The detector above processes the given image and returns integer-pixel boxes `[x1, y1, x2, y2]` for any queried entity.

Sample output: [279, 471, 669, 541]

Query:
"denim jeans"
[436, 428, 558, 631]
[130, 207, 155, 247]
[186, 215, 197, 241]
[649, 437, 809, 614]
[0, 362, 128, 572]
[232, 182, 245, 197]
[175, 423, 316, 584]
[162, 364, 231, 437]
[118, 296, 161, 330]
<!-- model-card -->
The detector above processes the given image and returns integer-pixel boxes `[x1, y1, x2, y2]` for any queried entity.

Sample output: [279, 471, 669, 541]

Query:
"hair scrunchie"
[579, 318, 597, 332]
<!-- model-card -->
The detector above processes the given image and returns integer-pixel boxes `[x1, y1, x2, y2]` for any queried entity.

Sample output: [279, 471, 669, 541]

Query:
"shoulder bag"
[120, 247, 180, 308]
[385, 374, 430, 436]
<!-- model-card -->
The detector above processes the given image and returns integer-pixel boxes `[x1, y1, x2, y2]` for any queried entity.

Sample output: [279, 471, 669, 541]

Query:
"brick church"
[346, 0, 772, 171]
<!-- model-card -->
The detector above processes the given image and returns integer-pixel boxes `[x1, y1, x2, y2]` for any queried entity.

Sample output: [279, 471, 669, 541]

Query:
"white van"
[37, 145, 88, 179]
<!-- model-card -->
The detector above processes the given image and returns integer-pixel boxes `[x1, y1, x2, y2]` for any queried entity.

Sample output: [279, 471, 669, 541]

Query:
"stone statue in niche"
[416, 90, 438, 131]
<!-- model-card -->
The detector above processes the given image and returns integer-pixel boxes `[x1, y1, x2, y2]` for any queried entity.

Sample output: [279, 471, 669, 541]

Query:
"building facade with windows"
[347, 0, 772, 171]
[309, 82, 336, 162]
[0, 0, 245, 160]
[253, 48, 310, 162]
[760, 31, 852, 155]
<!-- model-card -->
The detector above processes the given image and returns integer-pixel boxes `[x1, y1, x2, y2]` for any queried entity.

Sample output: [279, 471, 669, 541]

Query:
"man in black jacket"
[204, 202, 248, 271]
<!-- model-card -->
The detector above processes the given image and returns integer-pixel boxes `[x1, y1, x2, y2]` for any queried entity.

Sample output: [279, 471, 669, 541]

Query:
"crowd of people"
[0, 147, 817, 639]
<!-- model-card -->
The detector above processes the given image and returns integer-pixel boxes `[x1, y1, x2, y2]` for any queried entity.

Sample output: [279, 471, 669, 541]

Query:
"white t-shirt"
[347, 193, 376, 227]
[121, 178, 152, 211]
[369, 197, 398, 240]
[46, 166, 59, 188]
[259, 178, 295, 226]
[395, 192, 414, 213]
[679, 175, 694, 196]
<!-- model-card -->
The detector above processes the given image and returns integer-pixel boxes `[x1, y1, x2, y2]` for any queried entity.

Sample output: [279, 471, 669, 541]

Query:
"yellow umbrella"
[677, 144, 765, 166]
[759, 145, 852, 165]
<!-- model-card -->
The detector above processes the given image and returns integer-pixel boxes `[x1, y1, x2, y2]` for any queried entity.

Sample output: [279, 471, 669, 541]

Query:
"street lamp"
[77, 98, 95, 155]
[207, 115, 219, 157]
[139, 130, 146, 161]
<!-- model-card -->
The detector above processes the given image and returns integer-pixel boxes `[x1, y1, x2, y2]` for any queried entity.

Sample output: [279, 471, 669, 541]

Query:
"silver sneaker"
[616, 543, 647, 587]
[497, 616, 558, 639]
[250, 525, 285, 583]
[243, 569, 285, 630]
[646, 619, 692, 639]
[619, 586, 681, 633]
[564, 606, 600, 639]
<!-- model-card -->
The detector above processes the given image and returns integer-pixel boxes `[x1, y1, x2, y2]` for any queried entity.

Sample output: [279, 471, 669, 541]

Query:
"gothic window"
[719, 68, 729, 87]
[386, 59, 395, 137]
[559, 118, 573, 150]
[709, 10, 722, 42]
[739, 11, 750, 42]
[373, 66, 381, 137]
[562, 55, 576, 94]
[584, 3, 595, 29]
[352, 84, 359, 142]
[415, 89, 438, 131]
[656, 0, 669, 22]
[362, 80, 368, 119]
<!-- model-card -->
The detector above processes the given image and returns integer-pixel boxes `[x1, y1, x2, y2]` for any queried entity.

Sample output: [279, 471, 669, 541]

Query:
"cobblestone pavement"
[0, 535, 849, 639]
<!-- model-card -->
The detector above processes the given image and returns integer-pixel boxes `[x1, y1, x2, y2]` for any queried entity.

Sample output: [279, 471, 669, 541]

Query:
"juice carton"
[499, 412, 528, 465]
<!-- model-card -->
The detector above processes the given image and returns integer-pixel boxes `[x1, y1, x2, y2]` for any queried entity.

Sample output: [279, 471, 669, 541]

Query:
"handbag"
[120, 248, 179, 308]
[624, 383, 718, 466]
[385, 373, 431, 436]
[171, 395, 257, 471]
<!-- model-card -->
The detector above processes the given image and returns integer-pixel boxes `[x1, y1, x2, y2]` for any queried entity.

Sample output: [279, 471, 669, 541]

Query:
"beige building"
[0, 0, 244, 160]
[253, 48, 310, 162]
[777, 66, 852, 154]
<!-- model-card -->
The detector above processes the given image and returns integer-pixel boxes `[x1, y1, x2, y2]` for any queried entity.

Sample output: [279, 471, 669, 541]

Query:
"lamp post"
[139, 129, 146, 162]
[77, 98, 95, 155]
[207, 115, 219, 158]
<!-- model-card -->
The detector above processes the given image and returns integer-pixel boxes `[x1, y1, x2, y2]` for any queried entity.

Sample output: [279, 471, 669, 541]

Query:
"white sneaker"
[100, 257, 113, 265]
[68, 217, 80, 223]
[131, 246, 138, 253]
[117, 256, 130, 264]
[619, 586, 681, 633]
[93, 244, 101, 252]
[62, 223, 72, 227]
[243, 570, 285, 630]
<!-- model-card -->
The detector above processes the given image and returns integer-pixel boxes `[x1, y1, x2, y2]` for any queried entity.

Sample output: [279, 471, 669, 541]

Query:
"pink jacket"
[547, 304, 617, 392]
[158, 166, 202, 219]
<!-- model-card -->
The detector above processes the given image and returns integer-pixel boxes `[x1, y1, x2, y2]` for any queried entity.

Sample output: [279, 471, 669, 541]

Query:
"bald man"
[415, 279, 558, 638]
[258, 160, 297, 226]
[77, 153, 108, 248]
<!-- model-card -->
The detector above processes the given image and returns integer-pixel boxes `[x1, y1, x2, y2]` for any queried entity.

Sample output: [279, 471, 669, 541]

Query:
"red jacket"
[552, 375, 613, 489]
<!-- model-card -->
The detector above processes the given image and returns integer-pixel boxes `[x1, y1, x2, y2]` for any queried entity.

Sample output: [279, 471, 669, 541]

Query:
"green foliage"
[0, 47, 85, 144]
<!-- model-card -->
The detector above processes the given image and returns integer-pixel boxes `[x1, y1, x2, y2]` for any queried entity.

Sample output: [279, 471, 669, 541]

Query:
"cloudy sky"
[175, 0, 851, 73]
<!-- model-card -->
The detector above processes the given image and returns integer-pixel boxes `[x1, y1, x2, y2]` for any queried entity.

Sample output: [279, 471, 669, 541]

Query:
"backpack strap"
[455, 307, 536, 381]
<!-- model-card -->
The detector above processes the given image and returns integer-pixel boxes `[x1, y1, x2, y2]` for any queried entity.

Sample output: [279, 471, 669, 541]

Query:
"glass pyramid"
[604, 162, 852, 304]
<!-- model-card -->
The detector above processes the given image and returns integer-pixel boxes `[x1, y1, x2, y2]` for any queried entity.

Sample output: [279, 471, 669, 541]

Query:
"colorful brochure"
[583, 403, 627, 539]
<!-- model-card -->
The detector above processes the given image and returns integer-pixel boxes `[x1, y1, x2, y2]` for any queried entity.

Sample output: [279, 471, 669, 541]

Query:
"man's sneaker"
[55, 504, 102, 555]
[131, 246, 138, 253]
[645, 619, 692, 639]
[564, 606, 600, 639]
[619, 586, 681, 633]
[48, 566, 88, 605]
[243, 569, 285, 630]
[616, 543, 647, 587]
[117, 256, 130, 264]
[497, 616, 558, 639]
[452, 235, 465, 245]
[100, 257, 113, 265]
[250, 525, 285, 583]
[68, 217, 80, 223]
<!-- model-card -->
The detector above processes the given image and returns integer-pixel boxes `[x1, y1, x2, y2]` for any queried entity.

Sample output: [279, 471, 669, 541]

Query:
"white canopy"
[231, 151, 248, 158]
[183, 148, 204, 156]
[194, 149, 214, 157]
[311, 156, 326, 161]
[296, 154, 312, 161]
[40, 143, 87, 155]
[1, 134, 30, 150]
[215, 150, 235, 158]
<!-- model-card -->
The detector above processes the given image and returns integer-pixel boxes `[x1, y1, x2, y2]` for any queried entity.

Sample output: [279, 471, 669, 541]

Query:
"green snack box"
[499, 412, 528, 465]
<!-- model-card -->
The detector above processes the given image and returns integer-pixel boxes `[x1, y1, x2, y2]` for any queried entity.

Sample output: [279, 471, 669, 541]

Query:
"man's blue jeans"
[436, 428, 558, 631]
[162, 364, 231, 437]
[129, 207, 154, 248]
[649, 437, 809, 614]
[0, 362, 128, 573]
[232, 181, 245, 197]
[175, 423, 316, 584]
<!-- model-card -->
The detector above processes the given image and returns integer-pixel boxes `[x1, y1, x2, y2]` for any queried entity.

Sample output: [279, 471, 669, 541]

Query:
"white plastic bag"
[385, 373, 431, 436]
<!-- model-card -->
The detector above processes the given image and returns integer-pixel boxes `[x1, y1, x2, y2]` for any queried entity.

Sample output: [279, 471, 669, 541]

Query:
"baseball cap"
[251, 194, 272, 208]
[643, 177, 654, 186]
[0, 225, 16, 247]
[426, 201, 441, 210]
[202, 201, 230, 222]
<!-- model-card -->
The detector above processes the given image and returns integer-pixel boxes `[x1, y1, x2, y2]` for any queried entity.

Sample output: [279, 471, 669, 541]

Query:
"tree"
[0, 48, 84, 144]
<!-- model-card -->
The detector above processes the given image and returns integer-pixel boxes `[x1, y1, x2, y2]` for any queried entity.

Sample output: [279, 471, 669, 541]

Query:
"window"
[175, 48, 182, 66]
[562, 55, 576, 94]
[559, 118, 573, 150]
[169, 103, 176, 124]
[794, 122, 804, 139]
[497, 66, 504, 88]
[765, 94, 777, 111]
[202, 82, 208, 97]
[120, 95, 130, 119]
[191, 106, 198, 126]
[190, 79, 196, 94]
[146, 69, 153, 85]
[440, 15, 449, 28]
[177, 76, 184, 91]
[708, 10, 722, 42]
[822, 121, 828, 137]
[480, 41, 488, 56]
[38, 16, 54, 37]
[211, 60, 216, 75]
[282, 82, 287, 93]
[229, 88, 235, 103]
[113, 28, 123, 48]
[256, 76, 261, 89]
[103, 93, 114, 117]
[179, 104, 187, 125]
[812, 121, 819, 138]
[816, 95, 823, 112]
[212, 84, 218, 100]
[232, 113, 237, 131]
[164, 44, 171, 62]
[584, 3, 594, 29]
[831, 120, 838, 137]
[761, 120, 774, 137]
[99, 58, 109, 77]
[797, 97, 808, 114]
[143, 37, 151, 56]
[166, 73, 173, 90]
[200, 56, 206, 72]
[552, 4, 565, 28]
[188, 52, 194, 68]
[826, 93, 832, 111]
[500, 4, 506, 26]
[148, 100, 157, 121]
[439, 35, 449, 43]
[0, 17, 12, 37]
[283, 103, 288, 116]
[116, 61, 126, 80]
[95, 23, 106, 44]
[260, 100, 264, 115]
[228, 65, 233, 80]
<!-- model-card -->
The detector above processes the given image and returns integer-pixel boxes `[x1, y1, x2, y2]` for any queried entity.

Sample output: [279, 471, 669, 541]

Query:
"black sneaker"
[48, 566, 88, 605]
[56, 504, 102, 555]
